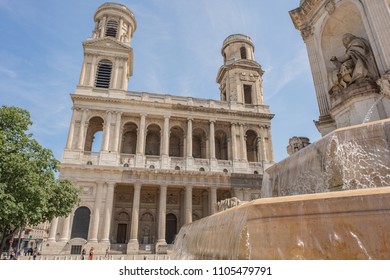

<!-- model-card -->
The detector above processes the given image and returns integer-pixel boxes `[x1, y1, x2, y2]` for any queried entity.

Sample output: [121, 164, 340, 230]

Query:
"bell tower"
[77, 3, 136, 92]
[216, 34, 265, 106]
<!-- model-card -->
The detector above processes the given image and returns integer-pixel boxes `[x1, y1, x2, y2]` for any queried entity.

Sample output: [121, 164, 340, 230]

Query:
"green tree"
[0, 106, 79, 250]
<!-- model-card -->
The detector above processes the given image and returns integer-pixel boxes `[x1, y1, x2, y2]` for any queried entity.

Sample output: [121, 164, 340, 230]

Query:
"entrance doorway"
[165, 213, 177, 244]
[117, 224, 127, 243]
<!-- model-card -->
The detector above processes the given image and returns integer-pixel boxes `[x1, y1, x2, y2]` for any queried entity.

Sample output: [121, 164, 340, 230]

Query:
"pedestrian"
[105, 247, 110, 259]
[81, 248, 86, 260]
[33, 248, 38, 260]
[88, 247, 94, 260]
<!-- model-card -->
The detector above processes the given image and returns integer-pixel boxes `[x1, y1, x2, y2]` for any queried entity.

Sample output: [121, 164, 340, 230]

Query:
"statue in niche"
[329, 33, 378, 94]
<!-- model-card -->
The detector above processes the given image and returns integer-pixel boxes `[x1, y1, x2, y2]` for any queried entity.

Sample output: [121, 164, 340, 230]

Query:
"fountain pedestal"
[329, 80, 388, 127]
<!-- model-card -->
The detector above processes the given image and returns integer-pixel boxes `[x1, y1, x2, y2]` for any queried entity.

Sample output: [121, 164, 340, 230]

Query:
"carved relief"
[141, 193, 156, 203]
[301, 25, 314, 41]
[117, 193, 131, 202]
[325, 0, 335, 15]
[80, 186, 93, 196]
[167, 194, 179, 205]
[239, 72, 259, 82]
[192, 194, 201, 205]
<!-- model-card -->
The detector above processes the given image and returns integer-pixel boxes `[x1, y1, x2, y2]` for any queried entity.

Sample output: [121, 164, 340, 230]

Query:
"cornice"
[216, 60, 264, 83]
[83, 37, 132, 51]
[289, 0, 326, 30]
[70, 93, 274, 120]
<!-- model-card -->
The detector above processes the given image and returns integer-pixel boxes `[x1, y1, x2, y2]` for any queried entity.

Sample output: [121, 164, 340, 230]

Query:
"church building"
[43, 2, 274, 255]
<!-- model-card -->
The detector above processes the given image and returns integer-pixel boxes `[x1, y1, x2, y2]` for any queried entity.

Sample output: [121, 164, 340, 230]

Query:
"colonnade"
[65, 108, 273, 163]
[47, 182, 219, 248]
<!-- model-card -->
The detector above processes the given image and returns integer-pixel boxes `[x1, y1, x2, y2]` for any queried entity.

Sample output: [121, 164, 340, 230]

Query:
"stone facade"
[290, 0, 390, 136]
[43, 3, 274, 255]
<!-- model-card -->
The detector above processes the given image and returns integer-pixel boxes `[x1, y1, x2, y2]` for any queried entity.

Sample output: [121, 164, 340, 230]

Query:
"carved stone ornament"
[117, 193, 131, 202]
[167, 194, 179, 205]
[239, 72, 259, 82]
[325, 0, 335, 15]
[377, 71, 390, 98]
[81, 186, 93, 196]
[141, 193, 156, 203]
[301, 25, 314, 41]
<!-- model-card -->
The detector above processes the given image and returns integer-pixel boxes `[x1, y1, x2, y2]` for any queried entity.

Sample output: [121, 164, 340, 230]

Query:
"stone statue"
[329, 33, 378, 93]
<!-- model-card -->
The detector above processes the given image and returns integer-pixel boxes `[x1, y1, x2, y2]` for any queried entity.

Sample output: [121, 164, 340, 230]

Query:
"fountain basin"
[263, 118, 390, 197]
[173, 187, 390, 259]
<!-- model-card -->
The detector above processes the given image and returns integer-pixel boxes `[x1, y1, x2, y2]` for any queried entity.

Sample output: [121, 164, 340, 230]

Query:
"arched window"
[215, 130, 228, 160]
[246, 130, 259, 162]
[95, 59, 112, 89]
[145, 124, 161, 156]
[71, 207, 91, 240]
[240, 46, 247, 59]
[121, 122, 138, 154]
[105, 19, 119, 38]
[169, 126, 184, 157]
[192, 128, 207, 159]
[84, 117, 104, 152]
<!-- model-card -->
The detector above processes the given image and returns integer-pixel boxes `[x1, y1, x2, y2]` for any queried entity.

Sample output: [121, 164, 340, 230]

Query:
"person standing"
[81, 248, 86, 260]
[88, 247, 94, 260]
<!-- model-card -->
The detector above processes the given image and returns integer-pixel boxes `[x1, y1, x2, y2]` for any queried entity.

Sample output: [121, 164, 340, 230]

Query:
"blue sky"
[0, 0, 320, 162]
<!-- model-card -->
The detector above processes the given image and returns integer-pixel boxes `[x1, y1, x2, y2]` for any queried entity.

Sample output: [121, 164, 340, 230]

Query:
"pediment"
[83, 37, 131, 51]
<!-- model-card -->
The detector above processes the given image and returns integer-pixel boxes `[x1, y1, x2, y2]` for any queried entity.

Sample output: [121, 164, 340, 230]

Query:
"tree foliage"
[0, 106, 79, 247]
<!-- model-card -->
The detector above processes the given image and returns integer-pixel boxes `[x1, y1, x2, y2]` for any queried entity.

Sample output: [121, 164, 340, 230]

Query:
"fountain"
[172, 119, 390, 260]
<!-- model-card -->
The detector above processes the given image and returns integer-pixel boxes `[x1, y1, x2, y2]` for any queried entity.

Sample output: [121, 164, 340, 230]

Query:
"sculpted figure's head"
[342, 33, 355, 48]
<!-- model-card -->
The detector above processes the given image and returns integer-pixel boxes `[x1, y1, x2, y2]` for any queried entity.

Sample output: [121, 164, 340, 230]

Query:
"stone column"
[209, 187, 217, 215]
[113, 112, 122, 152]
[266, 126, 274, 162]
[362, 0, 390, 73]
[79, 56, 87, 85]
[65, 107, 77, 149]
[128, 182, 141, 252]
[48, 217, 59, 242]
[185, 186, 193, 224]
[59, 215, 71, 242]
[231, 123, 238, 160]
[89, 182, 104, 242]
[100, 16, 107, 38]
[137, 113, 147, 155]
[156, 184, 168, 248]
[162, 115, 170, 156]
[111, 58, 118, 89]
[239, 123, 247, 160]
[101, 182, 115, 243]
[301, 26, 330, 118]
[209, 120, 216, 159]
[102, 111, 112, 151]
[186, 118, 193, 157]
[89, 56, 97, 87]
[77, 109, 88, 150]
[259, 126, 266, 161]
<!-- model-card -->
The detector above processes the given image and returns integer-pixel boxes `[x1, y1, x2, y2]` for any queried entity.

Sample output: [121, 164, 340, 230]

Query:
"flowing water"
[172, 119, 390, 259]
[362, 95, 385, 123]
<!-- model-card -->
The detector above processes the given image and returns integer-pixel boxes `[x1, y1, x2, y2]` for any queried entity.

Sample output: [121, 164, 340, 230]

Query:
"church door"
[165, 214, 177, 244]
[117, 224, 127, 243]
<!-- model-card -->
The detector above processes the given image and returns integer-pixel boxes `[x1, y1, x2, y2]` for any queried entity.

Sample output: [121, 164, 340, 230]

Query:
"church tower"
[78, 3, 136, 92]
[216, 34, 265, 106]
